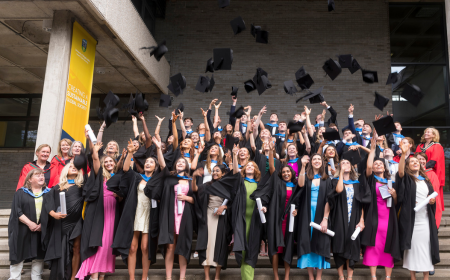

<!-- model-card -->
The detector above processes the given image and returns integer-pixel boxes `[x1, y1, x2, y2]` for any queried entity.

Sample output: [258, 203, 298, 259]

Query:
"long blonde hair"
[106, 140, 120, 159]
[420, 127, 440, 143]
[334, 159, 360, 181]
[59, 163, 84, 191]
[57, 138, 73, 158]
[101, 156, 117, 180]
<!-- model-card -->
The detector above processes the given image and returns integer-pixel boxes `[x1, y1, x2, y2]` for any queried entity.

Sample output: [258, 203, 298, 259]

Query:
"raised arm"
[153, 136, 166, 170]
[214, 101, 222, 128]
[92, 142, 103, 175]
[232, 144, 240, 174]
[178, 110, 187, 140]
[348, 104, 356, 134]
[139, 113, 152, 149]
[336, 167, 345, 193]
[229, 96, 237, 126]
[172, 112, 179, 150]
[123, 139, 137, 172]
[249, 121, 257, 152]
[398, 141, 409, 178]
[234, 118, 241, 134]
[202, 108, 211, 142]
[132, 116, 139, 138]
[190, 145, 202, 171]
[269, 141, 276, 175]
[304, 106, 314, 137]
[154, 115, 165, 142]
[366, 136, 377, 177]
[298, 155, 309, 187]
[191, 169, 204, 192]
[254, 106, 265, 134]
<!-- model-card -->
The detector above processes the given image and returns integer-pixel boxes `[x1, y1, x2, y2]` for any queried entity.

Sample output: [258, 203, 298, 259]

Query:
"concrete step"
[3, 268, 450, 280]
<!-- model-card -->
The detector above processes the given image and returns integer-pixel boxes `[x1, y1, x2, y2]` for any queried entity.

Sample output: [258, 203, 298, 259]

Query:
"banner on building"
[61, 21, 97, 142]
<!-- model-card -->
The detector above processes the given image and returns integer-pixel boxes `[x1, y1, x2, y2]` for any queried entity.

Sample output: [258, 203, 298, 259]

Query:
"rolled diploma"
[177, 186, 183, 214]
[414, 191, 438, 212]
[289, 204, 295, 232]
[59, 192, 67, 215]
[351, 226, 361, 240]
[151, 199, 157, 208]
[214, 198, 229, 215]
[85, 124, 97, 144]
[256, 198, 266, 224]
[387, 180, 393, 208]
[310, 222, 335, 237]
[329, 158, 335, 170]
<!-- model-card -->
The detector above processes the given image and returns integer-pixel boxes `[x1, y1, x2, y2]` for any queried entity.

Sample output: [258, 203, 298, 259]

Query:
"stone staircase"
[1, 197, 450, 279]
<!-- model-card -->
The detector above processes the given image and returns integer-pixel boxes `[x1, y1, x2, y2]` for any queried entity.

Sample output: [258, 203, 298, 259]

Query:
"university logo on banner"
[82, 39, 87, 52]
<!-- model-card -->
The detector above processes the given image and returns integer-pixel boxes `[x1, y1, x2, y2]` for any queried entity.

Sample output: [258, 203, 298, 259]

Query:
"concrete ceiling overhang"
[0, 0, 170, 95]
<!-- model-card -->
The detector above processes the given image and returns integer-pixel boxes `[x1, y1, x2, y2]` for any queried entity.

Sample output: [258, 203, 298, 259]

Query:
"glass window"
[29, 98, 42, 116]
[0, 98, 29, 116]
[26, 121, 38, 147]
[0, 121, 26, 147]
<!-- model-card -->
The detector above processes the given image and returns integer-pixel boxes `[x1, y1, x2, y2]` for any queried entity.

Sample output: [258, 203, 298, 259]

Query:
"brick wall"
[0, 0, 392, 207]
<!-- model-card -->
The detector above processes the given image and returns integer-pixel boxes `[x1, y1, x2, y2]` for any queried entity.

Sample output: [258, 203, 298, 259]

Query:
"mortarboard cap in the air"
[342, 150, 362, 166]
[295, 66, 314, 89]
[168, 73, 186, 97]
[159, 94, 171, 108]
[218, 0, 230, 8]
[287, 120, 305, 134]
[284, 80, 298, 95]
[244, 79, 256, 93]
[231, 106, 245, 119]
[401, 83, 423, 107]
[251, 24, 261, 37]
[386, 72, 401, 85]
[225, 134, 240, 153]
[372, 115, 396, 136]
[103, 91, 120, 108]
[73, 153, 87, 171]
[252, 68, 271, 95]
[362, 69, 378, 84]
[323, 59, 342, 81]
[256, 30, 269, 44]
[123, 93, 138, 117]
[322, 128, 340, 141]
[104, 108, 119, 128]
[348, 58, 361, 74]
[135, 93, 149, 113]
[147, 40, 168, 62]
[230, 16, 246, 35]
[296, 86, 325, 104]
[231, 86, 239, 97]
[176, 103, 184, 115]
[213, 48, 233, 70]
[338, 54, 354, 69]
[195, 76, 210, 93]
[328, 0, 335, 12]
[205, 58, 214, 73]
[374, 92, 390, 111]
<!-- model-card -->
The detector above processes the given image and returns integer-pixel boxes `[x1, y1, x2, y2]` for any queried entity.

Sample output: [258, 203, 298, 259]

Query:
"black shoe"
[430, 270, 435, 276]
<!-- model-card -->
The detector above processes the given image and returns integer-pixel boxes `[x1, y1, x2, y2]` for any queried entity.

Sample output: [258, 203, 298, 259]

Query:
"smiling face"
[287, 144, 297, 158]
[408, 157, 421, 172]
[233, 131, 241, 138]
[37, 147, 51, 162]
[107, 141, 118, 154]
[325, 146, 336, 158]
[210, 145, 219, 156]
[281, 167, 293, 182]
[318, 127, 325, 136]
[373, 160, 385, 174]
[311, 155, 323, 169]
[61, 141, 71, 156]
[245, 162, 255, 175]
[416, 154, 427, 169]
[239, 148, 249, 160]
[181, 139, 192, 149]
[340, 159, 352, 172]
[176, 158, 187, 173]
[261, 129, 271, 139]
[72, 142, 82, 156]
[132, 140, 140, 148]
[190, 132, 199, 143]
[424, 128, 435, 141]
[212, 166, 224, 181]
[144, 157, 156, 173]
[68, 163, 79, 176]
[103, 156, 116, 172]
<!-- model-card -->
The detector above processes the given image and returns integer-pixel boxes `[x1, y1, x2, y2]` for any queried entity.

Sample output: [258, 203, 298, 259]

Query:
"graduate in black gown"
[266, 141, 299, 280]
[328, 158, 371, 279]
[192, 164, 232, 280]
[146, 145, 197, 279]
[296, 154, 332, 279]
[112, 138, 162, 280]
[9, 169, 50, 279]
[396, 145, 440, 279]
[41, 162, 86, 280]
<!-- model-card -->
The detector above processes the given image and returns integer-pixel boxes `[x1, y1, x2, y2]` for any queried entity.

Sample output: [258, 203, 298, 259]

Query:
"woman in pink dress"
[76, 142, 121, 280]
[361, 136, 401, 279]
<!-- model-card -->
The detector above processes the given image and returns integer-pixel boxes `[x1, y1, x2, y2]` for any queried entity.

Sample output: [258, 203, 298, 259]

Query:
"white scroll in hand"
[329, 158, 335, 170]
[214, 199, 229, 215]
[177, 186, 183, 214]
[386, 180, 393, 208]
[414, 191, 438, 212]
[351, 226, 361, 240]
[151, 199, 157, 208]
[59, 192, 67, 215]
[256, 198, 266, 224]
[85, 124, 97, 144]
[289, 204, 295, 232]
[310, 222, 335, 237]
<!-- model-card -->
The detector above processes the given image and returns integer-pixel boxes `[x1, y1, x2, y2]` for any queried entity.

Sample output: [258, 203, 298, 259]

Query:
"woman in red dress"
[16, 144, 54, 190]
[48, 138, 73, 188]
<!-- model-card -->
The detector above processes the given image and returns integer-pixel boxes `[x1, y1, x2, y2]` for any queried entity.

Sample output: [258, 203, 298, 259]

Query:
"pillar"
[35, 11, 73, 158]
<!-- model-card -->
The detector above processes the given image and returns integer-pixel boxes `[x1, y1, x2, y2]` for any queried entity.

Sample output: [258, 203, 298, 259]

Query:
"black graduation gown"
[80, 168, 120, 263]
[230, 173, 272, 268]
[253, 148, 280, 178]
[145, 167, 197, 264]
[328, 176, 371, 269]
[9, 188, 48, 265]
[194, 176, 234, 268]
[360, 174, 401, 262]
[112, 169, 159, 266]
[396, 174, 440, 265]
[266, 174, 302, 264]
[296, 177, 332, 261]
[265, 123, 279, 136]
[41, 183, 84, 280]
[133, 144, 157, 169]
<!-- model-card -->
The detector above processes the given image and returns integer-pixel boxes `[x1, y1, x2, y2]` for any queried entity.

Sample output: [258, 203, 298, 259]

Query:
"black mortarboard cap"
[386, 72, 401, 85]
[168, 73, 186, 97]
[251, 24, 261, 37]
[323, 59, 342, 81]
[159, 94, 171, 108]
[362, 69, 378, 84]
[256, 30, 269, 44]
[123, 93, 138, 117]
[338, 55, 354, 68]
[135, 93, 149, 113]
[284, 80, 298, 95]
[322, 128, 340, 141]
[295, 66, 315, 90]
[225, 134, 240, 152]
[296, 86, 325, 104]
[348, 58, 361, 74]
[205, 58, 214, 73]
[372, 115, 396, 136]
[213, 48, 233, 70]
[104, 108, 119, 128]
[231, 106, 245, 119]
[231, 86, 239, 97]
[147, 40, 168, 62]
[244, 79, 256, 93]
[208, 75, 215, 92]
[342, 150, 362, 166]
[73, 153, 87, 171]
[103, 91, 120, 108]
[328, 0, 335, 12]
[252, 68, 271, 95]
[230, 16, 246, 35]
[218, 0, 230, 8]
[374, 92, 390, 111]
[195, 76, 210, 93]
[287, 120, 305, 134]
[176, 103, 184, 114]
[426, 160, 436, 169]
[401, 83, 423, 107]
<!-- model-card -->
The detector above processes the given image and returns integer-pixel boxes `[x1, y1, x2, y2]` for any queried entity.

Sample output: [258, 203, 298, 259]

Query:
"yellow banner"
[61, 21, 97, 142]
